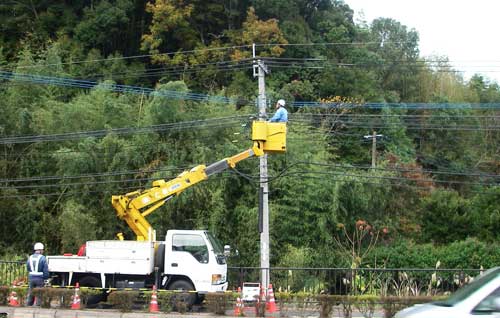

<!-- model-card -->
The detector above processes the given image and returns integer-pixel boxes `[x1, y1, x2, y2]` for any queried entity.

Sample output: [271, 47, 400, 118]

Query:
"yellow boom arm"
[111, 121, 286, 241]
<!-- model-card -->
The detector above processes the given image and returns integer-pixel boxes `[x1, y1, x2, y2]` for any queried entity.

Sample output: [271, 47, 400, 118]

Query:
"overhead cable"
[0, 70, 236, 104]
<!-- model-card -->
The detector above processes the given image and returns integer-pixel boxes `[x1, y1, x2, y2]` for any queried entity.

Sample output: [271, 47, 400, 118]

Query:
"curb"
[0, 307, 219, 318]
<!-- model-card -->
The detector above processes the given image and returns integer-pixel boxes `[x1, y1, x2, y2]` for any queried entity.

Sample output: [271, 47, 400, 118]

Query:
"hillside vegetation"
[0, 0, 499, 268]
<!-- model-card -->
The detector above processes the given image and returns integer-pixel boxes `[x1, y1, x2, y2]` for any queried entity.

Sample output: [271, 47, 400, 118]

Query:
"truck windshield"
[205, 232, 223, 255]
[434, 267, 500, 307]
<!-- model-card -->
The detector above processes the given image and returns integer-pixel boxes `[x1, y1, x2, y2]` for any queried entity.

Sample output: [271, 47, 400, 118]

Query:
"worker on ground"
[26, 242, 49, 306]
[269, 99, 288, 122]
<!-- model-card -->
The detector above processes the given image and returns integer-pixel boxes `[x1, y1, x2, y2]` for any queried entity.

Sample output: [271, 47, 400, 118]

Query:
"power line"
[0, 167, 186, 183]
[0, 130, 250, 159]
[289, 101, 500, 109]
[0, 115, 249, 144]
[1, 157, 497, 197]
[236, 162, 499, 187]
[0, 70, 236, 104]
[1, 111, 496, 148]
[256, 41, 415, 48]
[275, 173, 498, 196]
[291, 161, 500, 179]
[0, 41, 416, 70]
[0, 173, 240, 199]
[75, 60, 254, 81]
[9, 45, 254, 70]
[3, 69, 500, 110]
[292, 113, 500, 120]
[276, 170, 498, 187]
[4, 40, 500, 84]
[289, 120, 500, 131]
[2, 156, 496, 185]
[263, 58, 500, 70]
[3, 168, 496, 198]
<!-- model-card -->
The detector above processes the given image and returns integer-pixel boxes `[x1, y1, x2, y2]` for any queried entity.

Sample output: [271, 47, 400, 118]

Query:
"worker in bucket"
[269, 99, 288, 122]
[26, 242, 49, 306]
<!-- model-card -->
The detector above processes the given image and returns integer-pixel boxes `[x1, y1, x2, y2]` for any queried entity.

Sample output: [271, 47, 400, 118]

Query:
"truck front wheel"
[79, 276, 106, 307]
[168, 279, 197, 308]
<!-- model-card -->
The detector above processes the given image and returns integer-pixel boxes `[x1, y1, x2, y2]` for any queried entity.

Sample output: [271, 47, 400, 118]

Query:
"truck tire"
[79, 276, 106, 307]
[79, 275, 100, 287]
[168, 279, 197, 308]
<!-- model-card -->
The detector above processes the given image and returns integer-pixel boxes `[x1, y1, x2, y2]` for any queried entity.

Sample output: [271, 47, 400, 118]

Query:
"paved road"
[0, 306, 386, 317]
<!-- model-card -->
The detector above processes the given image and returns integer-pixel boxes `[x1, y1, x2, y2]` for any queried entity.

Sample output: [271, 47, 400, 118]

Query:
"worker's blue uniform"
[26, 252, 49, 306]
[269, 107, 288, 122]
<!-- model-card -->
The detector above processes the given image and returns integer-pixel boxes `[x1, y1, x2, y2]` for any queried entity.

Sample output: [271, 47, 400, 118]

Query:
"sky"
[343, 0, 500, 83]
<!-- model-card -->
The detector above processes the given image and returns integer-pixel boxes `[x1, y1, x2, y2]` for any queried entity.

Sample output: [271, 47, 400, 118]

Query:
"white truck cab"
[163, 230, 228, 292]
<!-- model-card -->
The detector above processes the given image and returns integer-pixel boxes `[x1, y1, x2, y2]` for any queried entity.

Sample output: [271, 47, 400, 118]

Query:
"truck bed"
[48, 240, 155, 275]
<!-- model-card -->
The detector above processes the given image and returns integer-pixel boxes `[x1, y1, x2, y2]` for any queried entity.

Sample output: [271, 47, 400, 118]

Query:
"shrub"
[353, 295, 378, 318]
[205, 292, 233, 315]
[381, 296, 439, 318]
[32, 287, 74, 308]
[317, 294, 336, 318]
[369, 238, 500, 269]
[0, 287, 10, 306]
[156, 290, 173, 312]
[107, 290, 140, 312]
[276, 291, 317, 317]
[271, 293, 443, 318]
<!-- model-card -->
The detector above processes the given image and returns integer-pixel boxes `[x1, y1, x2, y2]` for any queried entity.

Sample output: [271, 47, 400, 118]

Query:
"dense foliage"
[0, 0, 499, 269]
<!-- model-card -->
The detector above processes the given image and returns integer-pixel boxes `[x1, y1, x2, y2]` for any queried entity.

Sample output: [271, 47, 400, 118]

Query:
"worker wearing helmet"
[269, 99, 288, 122]
[26, 242, 49, 306]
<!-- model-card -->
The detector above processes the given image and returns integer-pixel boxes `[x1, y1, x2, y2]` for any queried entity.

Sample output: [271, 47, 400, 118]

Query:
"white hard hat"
[34, 242, 44, 250]
[277, 99, 285, 106]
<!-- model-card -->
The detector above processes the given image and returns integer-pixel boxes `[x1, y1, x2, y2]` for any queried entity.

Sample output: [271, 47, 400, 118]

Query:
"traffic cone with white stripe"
[149, 285, 160, 313]
[71, 282, 81, 309]
[265, 284, 279, 313]
[255, 285, 266, 316]
[233, 287, 244, 316]
[8, 290, 20, 307]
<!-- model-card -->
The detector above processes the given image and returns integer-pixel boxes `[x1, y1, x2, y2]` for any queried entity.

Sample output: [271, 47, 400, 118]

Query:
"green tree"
[141, 0, 195, 64]
[468, 188, 500, 242]
[58, 200, 98, 252]
[418, 189, 473, 244]
[228, 7, 287, 60]
[379, 106, 415, 163]
[370, 18, 420, 102]
[74, 0, 135, 54]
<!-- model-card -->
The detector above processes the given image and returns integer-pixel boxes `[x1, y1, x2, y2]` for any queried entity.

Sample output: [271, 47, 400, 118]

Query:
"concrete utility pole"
[371, 130, 377, 168]
[253, 43, 270, 290]
[363, 131, 383, 168]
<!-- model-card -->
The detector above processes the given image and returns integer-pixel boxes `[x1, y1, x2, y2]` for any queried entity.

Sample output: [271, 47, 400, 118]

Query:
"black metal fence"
[0, 260, 481, 296]
[228, 266, 482, 296]
[0, 260, 27, 286]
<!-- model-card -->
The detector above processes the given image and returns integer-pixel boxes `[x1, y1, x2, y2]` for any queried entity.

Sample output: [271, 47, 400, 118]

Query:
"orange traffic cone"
[266, 284, 279, 313]
[71, 282, 81, 310]
[149, 285, 160, 313]
[8, 290, 20, 307]
[255, 285, 266, 316]
[260, 285, 266, 303]
[233, 287, 244, 316]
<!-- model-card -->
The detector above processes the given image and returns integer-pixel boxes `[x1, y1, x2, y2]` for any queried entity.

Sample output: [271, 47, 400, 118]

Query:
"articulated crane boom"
[112, 121, 287, 241]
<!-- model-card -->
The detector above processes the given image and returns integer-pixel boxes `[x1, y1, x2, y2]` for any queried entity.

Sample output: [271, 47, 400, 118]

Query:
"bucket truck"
[46, 121, 286, 305]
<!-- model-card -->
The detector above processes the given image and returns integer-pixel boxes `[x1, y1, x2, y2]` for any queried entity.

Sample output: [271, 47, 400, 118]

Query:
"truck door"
[164, 233, 210, 289]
